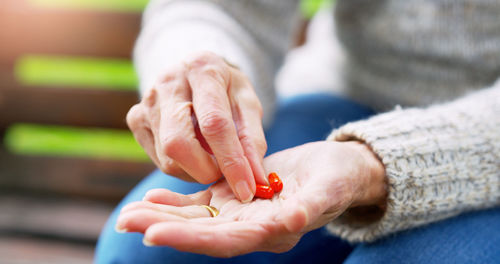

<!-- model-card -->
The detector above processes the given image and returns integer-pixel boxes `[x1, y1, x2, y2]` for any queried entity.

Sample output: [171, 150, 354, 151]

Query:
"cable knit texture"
[136, 0, 500, 242]
[326, 83, 500, 242]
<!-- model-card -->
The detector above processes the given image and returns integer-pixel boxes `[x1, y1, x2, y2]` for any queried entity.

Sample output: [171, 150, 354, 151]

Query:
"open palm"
[116, 141, 378, 257]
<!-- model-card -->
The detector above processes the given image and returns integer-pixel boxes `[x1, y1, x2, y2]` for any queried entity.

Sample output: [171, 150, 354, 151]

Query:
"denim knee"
[345, 208, 500, 264]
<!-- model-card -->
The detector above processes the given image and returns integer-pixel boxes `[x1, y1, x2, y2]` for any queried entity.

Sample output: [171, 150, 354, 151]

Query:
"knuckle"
[142, 86, 158, 108]
[158, 65, 186, 83]
[156, 71, 188, 97]
[199, 112, 232, 137]
[198, 168, 222, 184]
[240, 133, 267, 155]
[237, 126, 267, 154]
[228, 67, 248, 82]
[200, 65, 223, 81]
[255, 137, 268, 153]
[220, 156, 245, 175]
[237, 131, 252, 145]
[185, 52, 229, 83]
[161, 135, 188, 158]
[158, 156, 179, 175]
[185, 51, 218, 68]
[162, 80, 188, 100]
[126, 104, 144, 130]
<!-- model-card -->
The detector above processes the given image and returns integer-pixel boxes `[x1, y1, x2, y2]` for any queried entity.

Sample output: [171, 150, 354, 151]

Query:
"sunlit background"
[0, 0, 333, 263]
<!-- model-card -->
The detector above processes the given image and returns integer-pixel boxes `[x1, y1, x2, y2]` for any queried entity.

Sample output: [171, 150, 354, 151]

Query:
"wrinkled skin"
[126, 51, 267, 202]
[116, 141, 386, 257]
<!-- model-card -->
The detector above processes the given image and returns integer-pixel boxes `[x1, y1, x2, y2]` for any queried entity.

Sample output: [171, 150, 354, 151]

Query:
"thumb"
[280, 183, 350, 233]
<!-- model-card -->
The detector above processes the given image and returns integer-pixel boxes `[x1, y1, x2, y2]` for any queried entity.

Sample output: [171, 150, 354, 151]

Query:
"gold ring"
[200, 205, 219, 217]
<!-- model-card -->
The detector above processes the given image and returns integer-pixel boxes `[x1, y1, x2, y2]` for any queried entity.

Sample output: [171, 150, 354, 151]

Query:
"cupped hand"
[115, 141, 386, 257]
[126, 51, 267, 202]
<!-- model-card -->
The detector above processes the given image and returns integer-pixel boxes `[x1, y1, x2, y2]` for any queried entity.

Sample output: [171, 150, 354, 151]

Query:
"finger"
[116, 208, 187, 233]
[230, 74, 268, 185]
[126, 104, 160, 166]
[186, 53, 255, 202]
[128, 105, 193, 180]
[144, 221, 269, 257]
[143, 189, 212, 206]
[120, 201, 214, 219]
[138, 89, 193, 181]
[279, 185, 345, 233]
[155, 73, 221, 184]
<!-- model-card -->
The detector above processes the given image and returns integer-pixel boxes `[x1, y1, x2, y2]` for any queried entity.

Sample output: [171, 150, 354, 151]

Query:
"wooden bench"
[0, 0, 155, 202]
[0, 1, 153, 262]
[0, 1, 316, 262]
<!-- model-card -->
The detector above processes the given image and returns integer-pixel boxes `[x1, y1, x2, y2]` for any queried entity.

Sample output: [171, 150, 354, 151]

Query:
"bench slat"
[0, 0, 141, 67]
[0, 149, 155, 202]
[0, 79, 139, 129]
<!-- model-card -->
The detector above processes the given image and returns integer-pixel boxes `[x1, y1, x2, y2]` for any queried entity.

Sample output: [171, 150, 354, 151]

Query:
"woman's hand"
[126, 51, 267, 202]
[115, 141, 387, 257]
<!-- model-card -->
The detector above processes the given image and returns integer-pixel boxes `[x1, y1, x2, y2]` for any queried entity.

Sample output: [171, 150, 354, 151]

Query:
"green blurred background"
[4, 0, 148, 162]
[4, 0, 333, 162]
[0, 0, 331, 262]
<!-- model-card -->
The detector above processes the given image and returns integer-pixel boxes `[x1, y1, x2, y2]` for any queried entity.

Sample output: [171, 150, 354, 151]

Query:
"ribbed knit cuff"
[324, 84, 500, 242]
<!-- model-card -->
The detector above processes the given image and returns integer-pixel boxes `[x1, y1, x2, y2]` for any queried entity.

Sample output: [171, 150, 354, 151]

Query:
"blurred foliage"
[28, 0, 149, 13]
[15, 55, 138, 91]
[4, 124, 149, 162]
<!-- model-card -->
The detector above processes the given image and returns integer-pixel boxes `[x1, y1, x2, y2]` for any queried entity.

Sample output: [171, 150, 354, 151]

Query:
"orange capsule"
[255, 184, 274, 199]
[268, 172, 283, 193]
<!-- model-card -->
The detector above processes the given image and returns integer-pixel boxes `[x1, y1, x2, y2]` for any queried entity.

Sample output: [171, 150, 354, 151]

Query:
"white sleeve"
[134, 0, 301, 126]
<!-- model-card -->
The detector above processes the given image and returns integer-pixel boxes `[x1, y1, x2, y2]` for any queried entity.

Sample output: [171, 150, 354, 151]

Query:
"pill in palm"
[255, 184, 274, 199]
[268, 172, 283, 193]
[254, 172, 283, 199]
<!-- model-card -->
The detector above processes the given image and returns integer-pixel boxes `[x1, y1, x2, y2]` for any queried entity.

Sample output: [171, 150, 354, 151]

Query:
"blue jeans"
[95, 94, 500, 264]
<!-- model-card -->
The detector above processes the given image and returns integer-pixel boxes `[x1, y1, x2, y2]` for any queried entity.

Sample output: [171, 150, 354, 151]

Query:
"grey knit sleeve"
[134, 0, 301, 126]
[325, 81, 500, 242]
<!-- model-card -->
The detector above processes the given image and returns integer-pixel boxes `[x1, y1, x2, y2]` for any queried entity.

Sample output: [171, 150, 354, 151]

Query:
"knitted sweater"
[134, 0, 500, 242]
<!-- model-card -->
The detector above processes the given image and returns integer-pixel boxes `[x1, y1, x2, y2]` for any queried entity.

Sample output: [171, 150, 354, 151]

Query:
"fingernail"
[143, 238, 156, 247]
[114, 225, 128, 233]
[235, 181, 253, 203]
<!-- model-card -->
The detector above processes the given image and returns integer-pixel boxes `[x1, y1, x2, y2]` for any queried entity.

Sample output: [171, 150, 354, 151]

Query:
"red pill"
[255, 184, 274, 199]
[268, 172, 283, 193]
